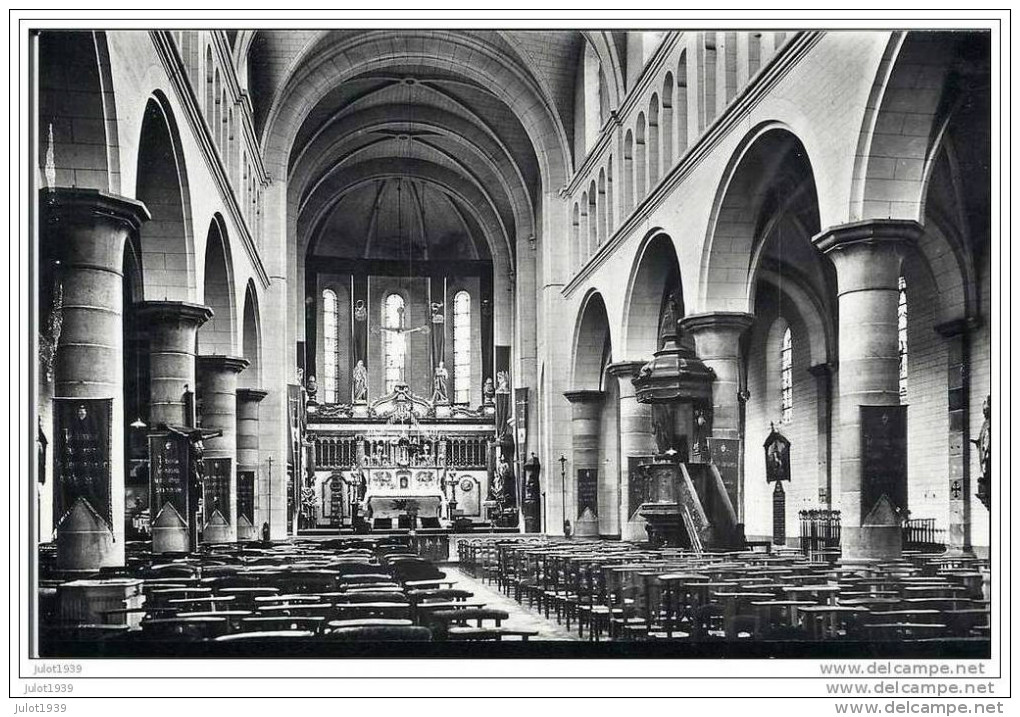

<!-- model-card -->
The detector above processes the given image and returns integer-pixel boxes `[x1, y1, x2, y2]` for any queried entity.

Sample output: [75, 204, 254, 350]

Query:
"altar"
[306, 382, 501, 531]
[364, 467, 445, 521]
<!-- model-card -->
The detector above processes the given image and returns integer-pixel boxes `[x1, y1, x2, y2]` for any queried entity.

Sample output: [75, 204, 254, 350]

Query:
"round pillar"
[196, 355, 249, 543]
[563, 390, 605, 537]
[816, 219, 920, 560]
[136, 302, 212, 428]
[607, 361, 656, 541]
[236, 387, 267, 541]
[40, 187, 148, 571]
[679, 311, 754, 514]
[41, 188, 150, 572]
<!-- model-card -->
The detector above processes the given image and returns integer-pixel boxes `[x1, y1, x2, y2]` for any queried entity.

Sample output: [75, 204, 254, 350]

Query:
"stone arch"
[571, 290, 612, 391]
[623, 130, 634, 215]
[622, 229, 686, 360]
[606, 155, 615, 234]
[571, 201, 581, 271]
[756, 265, 834, 368]
[198, 215, 236, 356]
[648, 94, 661, 186]
[676, 50, 689, 155]
[849, 31, 963, 222]
[661, 74, 674, 167]
[241, 280, 262, 387]
[700, 122, 820, 314]
[597, 167, 608, 246]
[37, 31, 119, 192]
[135, 92, 195, 302]
[634, 112, 647, 199]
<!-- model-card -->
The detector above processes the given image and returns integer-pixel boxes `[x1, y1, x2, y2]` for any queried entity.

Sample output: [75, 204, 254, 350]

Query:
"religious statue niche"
[691, 404, 712, 463]
[482, 377, 495, 406]
[972, 394, 991, 510]
[305, 374, 318, 404]
[651, 403, 678, 458]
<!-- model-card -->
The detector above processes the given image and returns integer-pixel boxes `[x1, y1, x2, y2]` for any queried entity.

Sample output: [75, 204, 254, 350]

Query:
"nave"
[37, 535, 990, 657]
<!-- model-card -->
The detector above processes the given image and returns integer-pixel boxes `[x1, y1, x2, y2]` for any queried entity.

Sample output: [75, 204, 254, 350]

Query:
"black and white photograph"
[10, 9, 1007, 710]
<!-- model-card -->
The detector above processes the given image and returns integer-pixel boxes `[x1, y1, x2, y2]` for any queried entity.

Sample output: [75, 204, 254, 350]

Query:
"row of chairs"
[42, 536, 537, 647]
[458, 536, 991, 643]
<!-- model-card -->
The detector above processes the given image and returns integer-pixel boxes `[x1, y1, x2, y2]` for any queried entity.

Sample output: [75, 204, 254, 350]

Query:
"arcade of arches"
[36, 29, 992, 574]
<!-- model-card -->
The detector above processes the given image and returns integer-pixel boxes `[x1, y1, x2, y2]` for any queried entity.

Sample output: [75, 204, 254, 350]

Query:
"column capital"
[934, 316, 983, 339]
[563, 389, 605, 405]
[197, 355, 250, 374]
[605, 360, 647, 380]
[40, 186, 150, 232]
[136, 301, 214, 328]
[813, 219, 924, 254]
[807, 361, 838, 378]
[679, 311, 755, 337]
[237, 387, 269, 404]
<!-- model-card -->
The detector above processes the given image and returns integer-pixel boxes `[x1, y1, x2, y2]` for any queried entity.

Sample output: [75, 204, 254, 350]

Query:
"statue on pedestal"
[972, 394, 991, 510]
[483, 377, 495, 405]
[352, 360, 368, 403]
[432, 361, 449, 404]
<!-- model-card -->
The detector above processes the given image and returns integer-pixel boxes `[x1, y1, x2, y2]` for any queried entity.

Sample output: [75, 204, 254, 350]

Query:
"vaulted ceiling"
[241, 30, 627, 267]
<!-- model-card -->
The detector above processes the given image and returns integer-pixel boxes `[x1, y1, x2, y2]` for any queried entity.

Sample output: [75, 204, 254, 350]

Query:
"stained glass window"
[780, 326, 793, 423]
[898, 275, 908, 400]
[453, 291, 471, 404]
[322, 289, 338, 403]
[383, 293, 405, 393]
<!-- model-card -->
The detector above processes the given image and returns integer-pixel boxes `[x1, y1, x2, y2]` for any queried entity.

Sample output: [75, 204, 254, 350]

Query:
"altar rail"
[902, 518, 946, 552]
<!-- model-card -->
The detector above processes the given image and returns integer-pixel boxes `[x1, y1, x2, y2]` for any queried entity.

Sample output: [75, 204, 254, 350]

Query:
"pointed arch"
[136, 92, 195, 301]
[198, 214, 237, 356]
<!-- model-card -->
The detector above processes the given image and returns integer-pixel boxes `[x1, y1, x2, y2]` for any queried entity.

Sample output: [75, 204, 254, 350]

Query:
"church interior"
[33, 28, 993, 656]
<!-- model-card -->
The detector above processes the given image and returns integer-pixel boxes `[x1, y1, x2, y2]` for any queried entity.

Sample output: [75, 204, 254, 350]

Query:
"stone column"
[41, 187, 150, 571]
[236, 388, 268, 541]
[816, 219, 921, 560]
[563, 390, 604, 537]
[196, 355, 249, 543]
[607, 361, 656, 541]
[935, 318, 979, 556]
[679, 312, 754, 515]
[136, 302, 212, 428]
[138, 301, 211, 554]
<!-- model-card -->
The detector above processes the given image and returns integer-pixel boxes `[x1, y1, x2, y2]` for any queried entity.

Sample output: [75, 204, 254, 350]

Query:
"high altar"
[306, 383, 502, 530]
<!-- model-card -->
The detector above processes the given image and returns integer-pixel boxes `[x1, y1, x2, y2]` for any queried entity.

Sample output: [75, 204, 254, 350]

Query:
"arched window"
[383, 293, 406, 393]
[453, 291, 471, 404]
[898, 275, 908, 400]
[322, 289, 339, 403]
[780, 326, 793, 423]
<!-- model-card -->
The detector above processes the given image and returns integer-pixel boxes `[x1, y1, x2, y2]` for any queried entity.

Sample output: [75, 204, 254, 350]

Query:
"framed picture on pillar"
[149, 431, 191, 526]
[577, 468, 597, 518]
[203, 457, 232, 525]
[53, 398, 113, 531]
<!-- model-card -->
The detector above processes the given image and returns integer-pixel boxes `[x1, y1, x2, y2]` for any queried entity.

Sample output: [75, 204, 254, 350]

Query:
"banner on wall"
[53, 398, 113, 531]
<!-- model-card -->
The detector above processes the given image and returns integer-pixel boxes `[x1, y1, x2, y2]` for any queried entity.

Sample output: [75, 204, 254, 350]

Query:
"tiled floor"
[443, 566, 582, 641]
